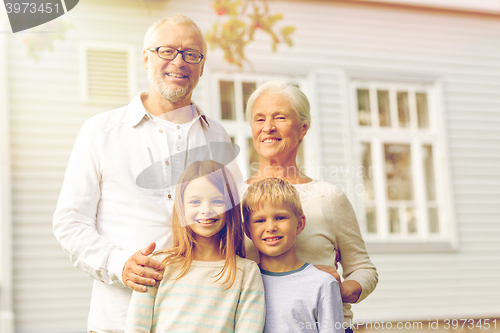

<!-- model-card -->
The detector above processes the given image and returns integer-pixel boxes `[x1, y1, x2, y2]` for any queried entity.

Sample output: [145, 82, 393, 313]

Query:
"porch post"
[0, 12, 14, 333]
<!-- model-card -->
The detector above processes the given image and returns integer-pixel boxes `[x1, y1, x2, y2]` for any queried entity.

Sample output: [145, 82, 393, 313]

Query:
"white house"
[1, 0, 499, 332]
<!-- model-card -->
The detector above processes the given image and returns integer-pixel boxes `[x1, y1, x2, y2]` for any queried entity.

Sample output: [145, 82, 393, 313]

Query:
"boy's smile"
[262, 236, 283, 246]
[247, 203, 305, 268]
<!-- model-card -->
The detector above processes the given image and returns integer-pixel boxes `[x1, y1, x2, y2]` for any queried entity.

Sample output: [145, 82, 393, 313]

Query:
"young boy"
[242, 177, 344, 333]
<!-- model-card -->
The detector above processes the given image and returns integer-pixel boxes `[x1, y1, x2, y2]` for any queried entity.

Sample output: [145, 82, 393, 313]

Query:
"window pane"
[377, 90, 391, 127]
[389, 207, 400, 233]
[242, 82, 256, 116]
[428, 207, 439, 233]
[416, 92, 429, 128]
[220, 81, 235, 120]
[357, 89, 371, 126]
[366, 207, 377, 233]
[361, 143, 375, 200]
[407, 208, 417, 233]
[385, 144, 414, 200]
[423, 145, 436, 200]
[397, 91, 410, 128]
[247, 138, 260, 177]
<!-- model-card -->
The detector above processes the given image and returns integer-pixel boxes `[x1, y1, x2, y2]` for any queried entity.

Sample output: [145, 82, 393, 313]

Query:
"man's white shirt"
[53, 92, 242, 333]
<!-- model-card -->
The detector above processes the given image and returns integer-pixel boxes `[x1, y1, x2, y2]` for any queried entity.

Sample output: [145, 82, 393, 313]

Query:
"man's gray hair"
[143, 14, 207, 55]
[245, 80, 311, 129]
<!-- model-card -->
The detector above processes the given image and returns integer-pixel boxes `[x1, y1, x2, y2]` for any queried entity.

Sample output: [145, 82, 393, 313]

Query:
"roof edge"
[285, 0, 500, 18]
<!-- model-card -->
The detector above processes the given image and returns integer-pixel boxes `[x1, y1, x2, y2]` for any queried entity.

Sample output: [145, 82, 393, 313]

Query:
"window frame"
[349, 79, 458, 253]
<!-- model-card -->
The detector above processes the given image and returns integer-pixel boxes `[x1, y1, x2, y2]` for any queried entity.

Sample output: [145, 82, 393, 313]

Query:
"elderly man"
[53, 15, 241, 333]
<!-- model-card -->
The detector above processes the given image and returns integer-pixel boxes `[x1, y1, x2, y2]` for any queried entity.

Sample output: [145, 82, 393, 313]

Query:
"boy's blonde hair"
[242, 177, 303, 232]
[156, 160, 244, 288]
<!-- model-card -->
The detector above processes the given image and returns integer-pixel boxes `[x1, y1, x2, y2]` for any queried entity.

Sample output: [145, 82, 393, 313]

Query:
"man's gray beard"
[150, 71, 191, 103]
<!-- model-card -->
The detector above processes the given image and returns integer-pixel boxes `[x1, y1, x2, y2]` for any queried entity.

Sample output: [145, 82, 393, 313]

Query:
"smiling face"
[247, 202, 305, 262]
[251, 93, 308, 163]
[143, 21, 205, 105]
[183, 176, 227, 243]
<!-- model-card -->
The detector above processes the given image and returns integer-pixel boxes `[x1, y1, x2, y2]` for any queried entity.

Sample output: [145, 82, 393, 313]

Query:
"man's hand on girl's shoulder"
[122, 242, 164, 292]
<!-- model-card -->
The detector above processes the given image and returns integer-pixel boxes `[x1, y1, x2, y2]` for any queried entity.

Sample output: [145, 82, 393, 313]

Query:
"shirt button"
[178, 135, 181, 139]
[168, 194, 172, 199]
[165, 161, 169, 166]
[177, 147, 181, 151]
[159, 129, 163, 134]
[176, 125, 180, 129]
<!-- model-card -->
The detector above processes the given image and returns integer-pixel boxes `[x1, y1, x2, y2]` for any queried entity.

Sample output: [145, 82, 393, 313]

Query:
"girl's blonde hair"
[156, 160, 245, 287]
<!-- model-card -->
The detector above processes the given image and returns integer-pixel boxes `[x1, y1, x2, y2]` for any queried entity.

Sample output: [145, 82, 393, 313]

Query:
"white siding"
[205, 0, 500, 323]
[7, 0, 187, 331]
[6, 0, 225, 330]
[5, 0, 500, 331]
[313, 70, 350, 186]
[255, 1, 500, 322]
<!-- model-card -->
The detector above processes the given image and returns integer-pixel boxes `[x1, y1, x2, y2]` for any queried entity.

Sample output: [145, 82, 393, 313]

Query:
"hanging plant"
[206, 0, 295, 69]
[23, 19, 75, 62]
[21, 0, 294, 67]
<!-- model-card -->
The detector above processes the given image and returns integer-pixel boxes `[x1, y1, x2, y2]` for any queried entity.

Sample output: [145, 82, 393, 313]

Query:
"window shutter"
[81, 43, 136, 105]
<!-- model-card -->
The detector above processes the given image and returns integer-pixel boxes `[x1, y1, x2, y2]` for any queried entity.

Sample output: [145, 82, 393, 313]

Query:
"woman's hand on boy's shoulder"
[313, 264, 361, 303]
[314, 265, 341, 284]
[122, 242, 165, 292]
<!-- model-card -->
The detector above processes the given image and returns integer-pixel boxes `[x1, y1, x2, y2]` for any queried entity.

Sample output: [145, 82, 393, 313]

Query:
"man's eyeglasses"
[148, 46, 204, 64]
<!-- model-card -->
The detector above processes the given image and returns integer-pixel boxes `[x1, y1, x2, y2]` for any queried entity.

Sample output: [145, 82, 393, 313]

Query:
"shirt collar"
[127, 93, 210, 128]
[191, 101, 210, 127]
[127, 93, 152, 127]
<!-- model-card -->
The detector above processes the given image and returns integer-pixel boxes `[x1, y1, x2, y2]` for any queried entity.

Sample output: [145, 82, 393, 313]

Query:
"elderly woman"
[242, 80, 378, 330]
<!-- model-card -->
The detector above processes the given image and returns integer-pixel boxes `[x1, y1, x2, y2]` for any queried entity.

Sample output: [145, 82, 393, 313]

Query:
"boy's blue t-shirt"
[260, 263, 344, 333]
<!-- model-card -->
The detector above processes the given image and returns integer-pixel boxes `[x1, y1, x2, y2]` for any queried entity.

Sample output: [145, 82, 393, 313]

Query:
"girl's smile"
[183, 176, 227, 241]
[196, 217, 220, 226]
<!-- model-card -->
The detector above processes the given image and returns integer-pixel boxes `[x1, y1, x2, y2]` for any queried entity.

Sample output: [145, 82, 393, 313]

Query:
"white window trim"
[302, 71, 323, 179]
[0, 15, 14, 333]
[207, 69, 315, 179]
[345, 74, 458, 253]
[79, 41, 137, 104]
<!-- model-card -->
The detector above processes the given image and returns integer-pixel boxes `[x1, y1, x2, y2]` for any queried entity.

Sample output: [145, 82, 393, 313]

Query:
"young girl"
[125, 160, 266, 333]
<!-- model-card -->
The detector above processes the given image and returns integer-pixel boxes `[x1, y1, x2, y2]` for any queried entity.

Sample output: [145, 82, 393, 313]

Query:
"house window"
[80, 42, 136, 105]
[212, 74, 306, 178]
[352, 81, 453, 250]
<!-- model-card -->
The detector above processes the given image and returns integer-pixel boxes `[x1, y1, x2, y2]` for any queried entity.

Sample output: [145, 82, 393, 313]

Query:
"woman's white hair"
[143, 14, 207, 55]
[245, 80, 311, 129]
